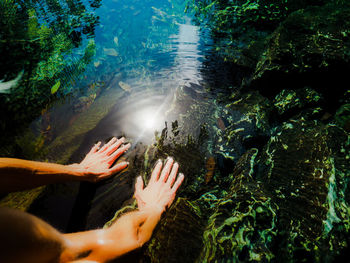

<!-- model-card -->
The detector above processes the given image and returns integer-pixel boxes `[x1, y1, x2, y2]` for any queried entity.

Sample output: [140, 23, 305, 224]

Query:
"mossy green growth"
[335, 104, 350, 132]
[273, 88, 322, 115]
[0, 0, 99, 156]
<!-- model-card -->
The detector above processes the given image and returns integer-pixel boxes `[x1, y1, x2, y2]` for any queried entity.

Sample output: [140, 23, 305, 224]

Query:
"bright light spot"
[139, 108, 159, 130]
[132, 105, 166, 137]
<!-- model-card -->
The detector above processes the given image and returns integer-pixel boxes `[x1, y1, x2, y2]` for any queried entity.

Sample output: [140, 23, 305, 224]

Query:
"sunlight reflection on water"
[105, 21, 204, 145]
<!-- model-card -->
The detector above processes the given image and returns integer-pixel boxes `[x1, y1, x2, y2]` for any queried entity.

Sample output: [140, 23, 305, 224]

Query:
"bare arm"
[0, 157, 183, 263]
[0, 137, 130, 193]
[62, 209, 161, 262]
[62, 157, 184, 263]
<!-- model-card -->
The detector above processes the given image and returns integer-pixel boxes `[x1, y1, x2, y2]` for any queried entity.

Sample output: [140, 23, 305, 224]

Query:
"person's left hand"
[69, 137, 131, 182]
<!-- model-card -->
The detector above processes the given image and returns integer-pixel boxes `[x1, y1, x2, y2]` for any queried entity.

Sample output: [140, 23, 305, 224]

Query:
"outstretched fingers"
[107, 143, 131, 165]
[99, 137, 117, 153]
[159, 157, 174, 182]
[150, 160, 163, 183]
[171, 173, 184, 194]
[106, 137, 125, 155]
[108, 161, 129, 174]
[88, 141, 101, 155]
[135, 176, 144, 193]
[166, 162, 179, 186]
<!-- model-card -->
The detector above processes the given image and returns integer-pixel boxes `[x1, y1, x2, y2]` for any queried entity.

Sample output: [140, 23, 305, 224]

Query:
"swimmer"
[0, 137, 184, 263]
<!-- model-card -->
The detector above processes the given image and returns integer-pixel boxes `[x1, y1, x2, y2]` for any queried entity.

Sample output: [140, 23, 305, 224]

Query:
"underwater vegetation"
[1, 0, 350, 262]
[0, 0, 100, 157]
[136, 1, 350, 262]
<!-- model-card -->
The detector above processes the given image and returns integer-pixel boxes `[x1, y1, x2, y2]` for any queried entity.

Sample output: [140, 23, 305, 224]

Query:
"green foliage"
[188, 0, 330, 61]
[190, 0, 293, 33]
[51, 80, 61, 94]
[0, 0, 100, 156]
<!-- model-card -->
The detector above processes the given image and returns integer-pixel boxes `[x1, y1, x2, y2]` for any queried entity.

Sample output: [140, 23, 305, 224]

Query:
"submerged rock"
[257, 119, 350, 261]
[199, 148, 278, 262]
[273, 87, 322, 116]
[216, 91, 272, 162]
[196, 118, 350, 262]
[335, 104, 350, 133]
[251, 2, 350, 106]
[145, 198, 205, 263]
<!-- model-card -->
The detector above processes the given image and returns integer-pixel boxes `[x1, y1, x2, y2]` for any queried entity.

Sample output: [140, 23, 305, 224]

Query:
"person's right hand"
[134, 157, 184, 213]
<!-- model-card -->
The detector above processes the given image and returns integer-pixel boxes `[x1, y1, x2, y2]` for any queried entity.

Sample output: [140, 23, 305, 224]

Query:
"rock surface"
[251, 2, 350, 105]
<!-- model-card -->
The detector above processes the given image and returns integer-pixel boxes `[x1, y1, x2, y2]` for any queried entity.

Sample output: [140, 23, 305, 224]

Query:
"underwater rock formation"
[261, 119, 350, 261]
[251, 2, 350, 105]
[271, 87, 325, 123]
[335, 104, 350, 133]
[216, 91, 272, 163]
[198, 148, 278, 262]
[145, 198, 205, 263]
[196, 118, 350, 262]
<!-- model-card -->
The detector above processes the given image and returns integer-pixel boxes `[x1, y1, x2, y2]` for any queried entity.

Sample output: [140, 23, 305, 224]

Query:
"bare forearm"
[137, 206, 163, 246]
[61, 209, 162, 262]
[0, 158, 80, 193]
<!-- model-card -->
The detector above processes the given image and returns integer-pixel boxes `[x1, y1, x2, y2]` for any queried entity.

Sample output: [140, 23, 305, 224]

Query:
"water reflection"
[107, 91, 173, 144]
[97, 20, 206, 145]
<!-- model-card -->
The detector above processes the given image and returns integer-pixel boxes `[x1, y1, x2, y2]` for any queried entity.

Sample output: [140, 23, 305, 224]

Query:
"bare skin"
[0, 139, 184, 263]
[61, 158, 184, 262]
[0, 137, 130, 193]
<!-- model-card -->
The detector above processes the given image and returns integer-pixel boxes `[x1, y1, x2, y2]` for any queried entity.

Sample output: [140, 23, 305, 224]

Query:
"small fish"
[94, 61, 101, 68]
[0, 70, 23, 94]
[217, 117, 226, 131]
[118, 81, 131, 92]
[103, 48, 118, 57]
[205, 157, 216, 184]
[113, 36, 119, 46]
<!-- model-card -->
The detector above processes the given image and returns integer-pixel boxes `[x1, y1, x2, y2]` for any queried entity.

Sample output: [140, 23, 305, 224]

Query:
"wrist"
[139, 204, 165, 215]
[64, 164, 85, 181]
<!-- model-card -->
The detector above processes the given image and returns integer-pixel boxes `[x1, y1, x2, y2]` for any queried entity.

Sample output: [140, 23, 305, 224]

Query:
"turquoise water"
[25, 0, 223, 232]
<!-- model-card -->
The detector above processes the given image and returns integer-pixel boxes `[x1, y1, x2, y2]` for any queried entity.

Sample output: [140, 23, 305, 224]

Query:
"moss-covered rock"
[216, 91, 272, 162]
[251, 2, 350, 105]
[195, 118, 350, 262]
[145, 198, 205, 263]
[256, 119, 350, 261]
[199, 149, 278, 262]
[335, 104, 350, 132]
[273, 87, 322, 116]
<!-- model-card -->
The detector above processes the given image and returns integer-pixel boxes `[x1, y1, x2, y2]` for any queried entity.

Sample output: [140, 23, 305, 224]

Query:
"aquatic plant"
[0, 0, 99, 157]
[188, 0, 331, 64]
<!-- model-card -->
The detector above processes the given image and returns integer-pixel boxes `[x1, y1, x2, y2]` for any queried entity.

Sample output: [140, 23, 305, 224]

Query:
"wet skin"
[0, 138, 184, 263]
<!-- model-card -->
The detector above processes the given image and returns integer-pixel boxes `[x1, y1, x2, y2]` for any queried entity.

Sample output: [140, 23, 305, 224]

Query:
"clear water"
[20, 0, 228, 232]
[43, 0, 216, 146]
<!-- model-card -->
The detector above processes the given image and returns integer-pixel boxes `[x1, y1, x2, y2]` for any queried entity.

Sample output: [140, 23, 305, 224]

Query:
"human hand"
[69, 137, 131, 182]
[134, 157, 184, 213]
